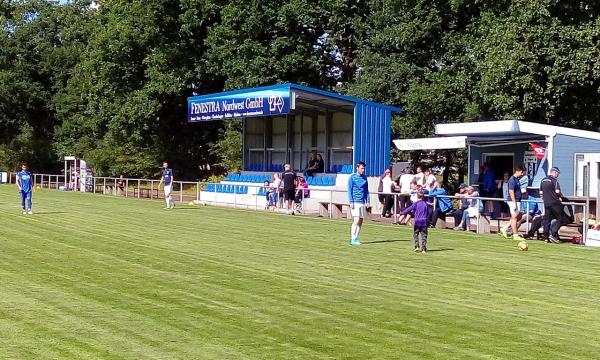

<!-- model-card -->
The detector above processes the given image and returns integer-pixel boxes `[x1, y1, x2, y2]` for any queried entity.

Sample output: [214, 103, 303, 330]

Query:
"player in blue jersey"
[158, 161, 175, 209]
[347, 161, 370, 245]
[16, 162, 33, 215]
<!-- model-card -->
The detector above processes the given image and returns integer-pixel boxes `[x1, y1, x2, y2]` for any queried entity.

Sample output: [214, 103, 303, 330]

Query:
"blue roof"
[188, 83, 401, 112]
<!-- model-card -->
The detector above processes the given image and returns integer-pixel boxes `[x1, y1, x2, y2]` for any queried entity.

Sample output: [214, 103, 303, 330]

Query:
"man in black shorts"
[540, 166, 562, 243]
[282, 164, 297, 215]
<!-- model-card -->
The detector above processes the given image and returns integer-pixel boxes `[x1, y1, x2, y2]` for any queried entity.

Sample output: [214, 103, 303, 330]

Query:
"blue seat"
[232, 173, 240, 181]
[306, 176, 314, 186]
[242, 186, 248, 194]
[206, 184, 215, 192]
[258, 187, 265, 196]
[325, 177, 334, 186]
[315, 177, 323, 186]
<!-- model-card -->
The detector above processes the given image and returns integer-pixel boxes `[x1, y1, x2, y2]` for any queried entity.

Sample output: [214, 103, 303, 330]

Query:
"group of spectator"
[377, 162, 569, 241]
[304, 151, 325, 177]
[263, 166, 310, 214]
[377, 166, 441, 221]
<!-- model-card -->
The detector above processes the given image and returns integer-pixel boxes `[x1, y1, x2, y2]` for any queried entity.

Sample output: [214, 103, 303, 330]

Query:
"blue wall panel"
[353, 103, 391, 176]
[553, 134, 600, 196]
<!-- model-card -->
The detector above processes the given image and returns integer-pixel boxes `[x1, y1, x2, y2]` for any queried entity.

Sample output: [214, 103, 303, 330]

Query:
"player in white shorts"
[347, 161, 370, 245]
[159, 161, 175, 209]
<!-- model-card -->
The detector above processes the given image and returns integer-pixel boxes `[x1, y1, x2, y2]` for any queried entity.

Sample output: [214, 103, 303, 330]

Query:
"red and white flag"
[529, 143, 546, 160]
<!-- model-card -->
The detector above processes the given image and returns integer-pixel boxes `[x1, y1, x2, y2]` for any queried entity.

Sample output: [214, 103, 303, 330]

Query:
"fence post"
[214, 182, 218, 205]
[525, 200, 530, 232]
[393, 193, 397, 223]
[125, 179, 128, 198]
[584, 197, 590, 245]
[329, 188, 333, 219]
[179, 182, 183, 203]
[233, 185, 237, 209]
[255, 185, 258, 210]
[196, 182, 200, 202]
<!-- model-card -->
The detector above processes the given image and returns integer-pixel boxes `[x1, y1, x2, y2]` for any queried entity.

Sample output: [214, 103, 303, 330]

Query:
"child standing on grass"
[400, 191, 431, 253]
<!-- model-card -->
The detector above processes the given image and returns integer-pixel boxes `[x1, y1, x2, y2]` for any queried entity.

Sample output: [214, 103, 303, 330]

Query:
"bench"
[133, 187, 158, 198]
[319, 202, 345, 219]
[319, 202, 373, 220]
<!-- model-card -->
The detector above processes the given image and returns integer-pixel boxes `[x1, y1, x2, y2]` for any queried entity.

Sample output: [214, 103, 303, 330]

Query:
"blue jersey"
[162, 168, 173, 186]
[17, 170, 32, 192]
[347, 173, 369, 204]
[506, 175, 522, 201]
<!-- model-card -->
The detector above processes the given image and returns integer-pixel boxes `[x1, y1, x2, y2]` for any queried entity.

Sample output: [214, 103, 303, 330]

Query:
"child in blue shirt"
[16, 162, 33, 214]
[400, 191, 432, 253]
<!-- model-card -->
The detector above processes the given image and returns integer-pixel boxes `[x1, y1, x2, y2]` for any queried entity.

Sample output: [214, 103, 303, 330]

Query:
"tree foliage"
[1, 0, 599, 178]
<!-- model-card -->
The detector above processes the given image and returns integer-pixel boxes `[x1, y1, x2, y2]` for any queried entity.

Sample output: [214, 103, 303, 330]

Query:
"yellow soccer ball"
[518, 241, 529, 251]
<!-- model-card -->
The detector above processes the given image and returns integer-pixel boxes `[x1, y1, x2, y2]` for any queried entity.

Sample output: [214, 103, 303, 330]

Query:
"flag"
[529, 143, 546, 160]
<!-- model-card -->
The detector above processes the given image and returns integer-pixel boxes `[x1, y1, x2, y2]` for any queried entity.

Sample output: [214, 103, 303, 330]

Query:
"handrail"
[3, 171, 591, 243]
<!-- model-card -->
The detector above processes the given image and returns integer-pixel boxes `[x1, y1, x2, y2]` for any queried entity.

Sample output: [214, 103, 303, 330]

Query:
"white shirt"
[399, 174, 414, 194]
[425, 174, 436, 190]
[271, 178, 281, 190]
[414, 172, 424, 186]
[382, 176, 393, 193]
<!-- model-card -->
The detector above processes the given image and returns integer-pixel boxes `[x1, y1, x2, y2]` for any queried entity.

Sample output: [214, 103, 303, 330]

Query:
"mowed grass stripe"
[2, 186, 600, 359]
[2, 191, 596, 354]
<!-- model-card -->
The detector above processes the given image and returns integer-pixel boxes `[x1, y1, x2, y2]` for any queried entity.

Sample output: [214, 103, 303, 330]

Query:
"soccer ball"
[518, 241, 528, 251]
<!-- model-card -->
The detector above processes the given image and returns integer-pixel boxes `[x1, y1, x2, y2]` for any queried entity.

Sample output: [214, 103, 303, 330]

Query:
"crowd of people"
[368, 162, 570, 244]
[262, 165, 310, 214]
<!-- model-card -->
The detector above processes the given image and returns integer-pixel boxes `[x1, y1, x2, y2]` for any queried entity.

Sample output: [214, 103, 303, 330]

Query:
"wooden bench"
[133, 187, 158, 198]
[318, 202, 374, 220]
[318, 202, 345, 219]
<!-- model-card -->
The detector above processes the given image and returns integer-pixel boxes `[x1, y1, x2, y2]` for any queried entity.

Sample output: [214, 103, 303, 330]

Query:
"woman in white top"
[381, 169, 394, 217]
[455, 186, 482, 231]
[271, 173, 282, 208]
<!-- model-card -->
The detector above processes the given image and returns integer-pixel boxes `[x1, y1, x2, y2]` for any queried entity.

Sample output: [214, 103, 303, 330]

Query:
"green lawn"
[1, 185, 599, 359]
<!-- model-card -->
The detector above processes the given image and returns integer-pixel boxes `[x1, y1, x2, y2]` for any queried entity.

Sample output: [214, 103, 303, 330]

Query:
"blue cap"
[551, 167, 560, 174]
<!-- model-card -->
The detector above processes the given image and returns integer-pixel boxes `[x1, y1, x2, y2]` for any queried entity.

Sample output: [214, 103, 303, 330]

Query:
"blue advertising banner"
[188, 88, 291, 122]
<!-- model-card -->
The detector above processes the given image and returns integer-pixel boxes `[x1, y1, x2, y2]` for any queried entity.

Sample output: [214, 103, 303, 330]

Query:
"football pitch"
[1, 186, 599, 359]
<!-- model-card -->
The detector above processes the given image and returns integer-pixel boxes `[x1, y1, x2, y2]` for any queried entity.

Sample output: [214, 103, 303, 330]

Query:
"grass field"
[1, 185, 600, 359]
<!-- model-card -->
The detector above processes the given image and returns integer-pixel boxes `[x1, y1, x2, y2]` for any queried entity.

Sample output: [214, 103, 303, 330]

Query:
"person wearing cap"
[540, 167, 562, 243]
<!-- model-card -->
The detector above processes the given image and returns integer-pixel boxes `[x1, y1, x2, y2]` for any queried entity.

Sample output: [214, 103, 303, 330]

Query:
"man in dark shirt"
[540, 167, 562, 243]
[281, 163, 297, 215]
[500, 165, 526, 240]
[304, 152, 318, 177]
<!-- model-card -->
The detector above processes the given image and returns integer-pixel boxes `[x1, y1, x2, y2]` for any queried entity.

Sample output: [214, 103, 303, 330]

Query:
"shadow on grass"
[427, 248, 454, 252]
[31, 211, 69, 215]
[362, 239, 410, 245]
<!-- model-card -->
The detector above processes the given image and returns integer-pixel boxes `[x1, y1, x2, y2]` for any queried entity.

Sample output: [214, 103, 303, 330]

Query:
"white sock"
[165, 198, 170, 207]
[351, 223, 358, 240]
[355, 225, 361, 239]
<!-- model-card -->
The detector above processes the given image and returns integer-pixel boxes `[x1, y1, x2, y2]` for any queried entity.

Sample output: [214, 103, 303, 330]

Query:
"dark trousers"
[543, 204, 563, 238]
[413, 224, 428, 250]
[527, 215, 559, 238]
[382, 194, 394, 216]
[430, 208, 450, 227]
[453, 209, 465, 226]
[398, 194, 411, 211]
